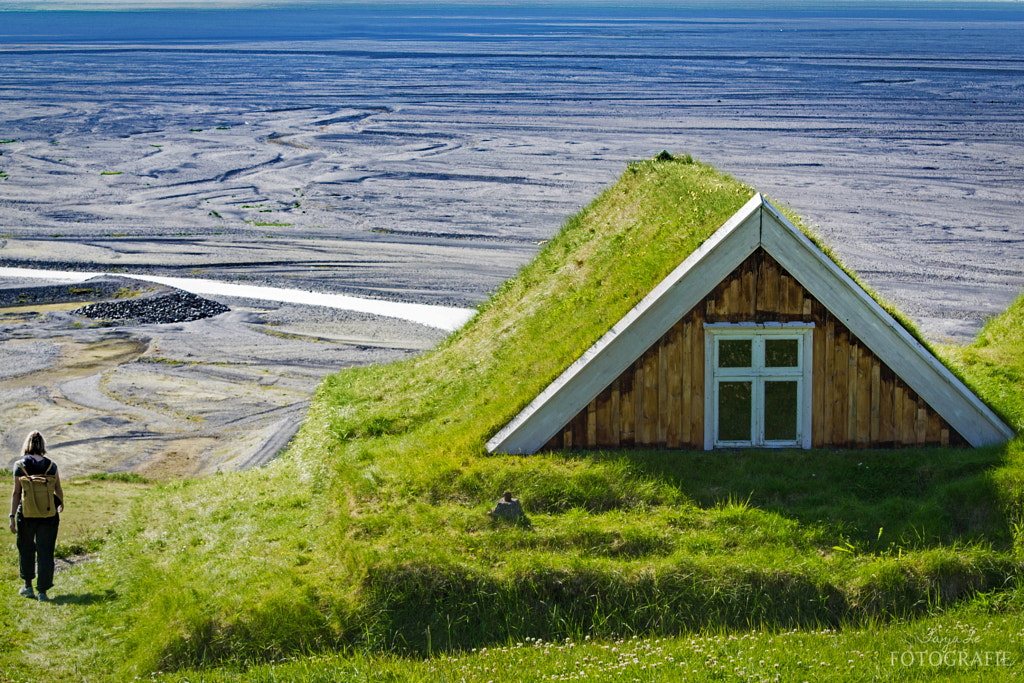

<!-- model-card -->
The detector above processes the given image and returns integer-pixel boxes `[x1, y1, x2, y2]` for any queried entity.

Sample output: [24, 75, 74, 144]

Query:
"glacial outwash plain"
[0, 3, 1023, 681]
[0, 5, 1021, 481]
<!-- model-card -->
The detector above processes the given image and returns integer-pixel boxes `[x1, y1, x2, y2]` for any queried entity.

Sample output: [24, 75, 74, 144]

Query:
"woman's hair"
[22, 431, 46, 457]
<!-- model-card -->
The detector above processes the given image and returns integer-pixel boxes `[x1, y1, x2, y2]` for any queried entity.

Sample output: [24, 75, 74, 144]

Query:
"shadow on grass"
[566, 443, 1015, 550]
[50, 589, 117, 606]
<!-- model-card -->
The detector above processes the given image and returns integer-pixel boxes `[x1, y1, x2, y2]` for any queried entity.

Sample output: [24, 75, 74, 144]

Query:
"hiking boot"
[36, 591, 49, 602]
[18, 586, 34, 599]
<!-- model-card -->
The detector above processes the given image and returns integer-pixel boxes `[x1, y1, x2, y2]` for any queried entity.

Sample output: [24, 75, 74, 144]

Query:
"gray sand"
[1, 105, 1019, 341]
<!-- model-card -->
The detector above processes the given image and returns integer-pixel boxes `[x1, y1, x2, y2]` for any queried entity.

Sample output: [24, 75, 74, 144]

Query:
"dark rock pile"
[75, 291, 229, 325]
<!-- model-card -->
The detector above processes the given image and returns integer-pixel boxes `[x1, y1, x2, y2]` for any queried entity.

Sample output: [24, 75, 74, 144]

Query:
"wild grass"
[1, 156, 1022, 682]
[112, 287, 144, 300]
[157, 605, 1024, 682]
[55, 476, 153, 558]
[940, 295, 1024, 435]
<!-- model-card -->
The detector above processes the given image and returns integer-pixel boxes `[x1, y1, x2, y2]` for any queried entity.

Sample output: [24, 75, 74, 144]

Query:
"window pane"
[765, 338, 799, 367]
[718, 381, 752, 442]
[719, 339, 752, 368]
[764, 381, 798, 441]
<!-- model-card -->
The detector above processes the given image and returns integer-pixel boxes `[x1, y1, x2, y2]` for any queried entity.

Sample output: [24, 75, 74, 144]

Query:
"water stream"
[0, 267, 476, 332]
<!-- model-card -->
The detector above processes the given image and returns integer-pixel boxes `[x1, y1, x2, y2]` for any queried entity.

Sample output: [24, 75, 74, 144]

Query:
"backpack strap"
[13, 459, 54, 478]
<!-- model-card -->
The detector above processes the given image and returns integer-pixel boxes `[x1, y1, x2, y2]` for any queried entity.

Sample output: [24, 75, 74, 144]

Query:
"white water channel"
[0, 267, 477, 332]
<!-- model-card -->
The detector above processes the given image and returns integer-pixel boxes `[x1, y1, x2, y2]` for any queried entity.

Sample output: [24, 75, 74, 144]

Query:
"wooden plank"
[902, 387, 917, 445]
[879, 366, 894, 444]
[573, 411, 587, 449]
[562, 424, 573, 449]
[755, 250, 768, 314]
[681, 318, 693, 446]
[833, 330, 849, 446]
[658, 337, 669, 444]
[635, 360, 646, 445]
[595, 389, 609, 447]
[691, 311, 705, 446]
[847, 340, 859, 446]
[856, 346, 871, 446]
[742, 260, 756, 318]
[587, 398, 598, 447]
[893, 383, 905, 446]
[610, 377, 621, 448]
[635, 352, 647, 445]
[870, 357, 881, 443]
[765, 253, 780, 315]
[790, 275, 805, 318]
[620, 366, 635, 446]
[927, 408, 941, 444]
[666, 322, 683, 448]
[653, 345, 664, 443]
[728, 277, 741, 322]
[779, 273, 791, 316]
[635, 356, 647, 445]
[812, 324, 825, 447]
[915, 398, 928, 446]
[735, 262, 746, 318]
[941, 427, 950, 447]
[643, 348, 660, 445]
[823, 318, 835, 445]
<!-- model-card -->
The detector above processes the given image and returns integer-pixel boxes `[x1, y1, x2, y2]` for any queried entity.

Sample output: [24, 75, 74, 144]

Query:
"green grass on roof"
[940, 294, 1024, 435]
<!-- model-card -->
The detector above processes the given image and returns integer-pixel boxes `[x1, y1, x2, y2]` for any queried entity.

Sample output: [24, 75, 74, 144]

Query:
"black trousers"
[16, 513, 60, 592]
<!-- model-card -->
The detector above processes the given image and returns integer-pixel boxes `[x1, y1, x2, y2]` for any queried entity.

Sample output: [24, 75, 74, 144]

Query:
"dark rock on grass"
[490, 491, 529, 525]
[76, 290, 229, 325]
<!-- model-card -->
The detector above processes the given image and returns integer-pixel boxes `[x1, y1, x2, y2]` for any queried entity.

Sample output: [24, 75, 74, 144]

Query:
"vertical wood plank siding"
[543, 248, 966, 451]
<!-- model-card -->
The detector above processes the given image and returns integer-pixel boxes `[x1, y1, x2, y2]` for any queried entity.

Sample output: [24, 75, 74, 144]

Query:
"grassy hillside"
[2, 156, 1022, 682]
[941, 294, 1024, 435]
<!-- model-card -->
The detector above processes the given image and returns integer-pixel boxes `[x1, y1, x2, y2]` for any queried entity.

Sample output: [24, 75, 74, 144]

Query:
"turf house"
[488, 194, 1014, 454]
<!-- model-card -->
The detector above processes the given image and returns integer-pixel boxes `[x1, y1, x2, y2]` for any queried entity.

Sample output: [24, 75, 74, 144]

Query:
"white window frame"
[703, 323, 814, 450]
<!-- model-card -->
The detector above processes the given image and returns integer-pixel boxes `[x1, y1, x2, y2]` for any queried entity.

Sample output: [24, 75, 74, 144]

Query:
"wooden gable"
[542, 248, 968, 451]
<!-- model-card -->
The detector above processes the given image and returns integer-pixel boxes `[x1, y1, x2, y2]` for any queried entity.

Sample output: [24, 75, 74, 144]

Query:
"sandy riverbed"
[0, 277, 446, 478]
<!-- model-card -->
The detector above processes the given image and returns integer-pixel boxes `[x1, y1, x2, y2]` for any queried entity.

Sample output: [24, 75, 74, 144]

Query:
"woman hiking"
[9, 431, 64, 601]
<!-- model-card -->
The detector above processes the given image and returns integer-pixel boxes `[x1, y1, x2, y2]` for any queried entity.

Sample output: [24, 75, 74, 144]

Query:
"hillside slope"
[3, 156, 1022, 682]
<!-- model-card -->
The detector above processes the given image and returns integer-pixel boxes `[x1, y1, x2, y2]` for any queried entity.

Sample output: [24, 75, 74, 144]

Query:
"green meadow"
[2, 157, 1021, 682]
